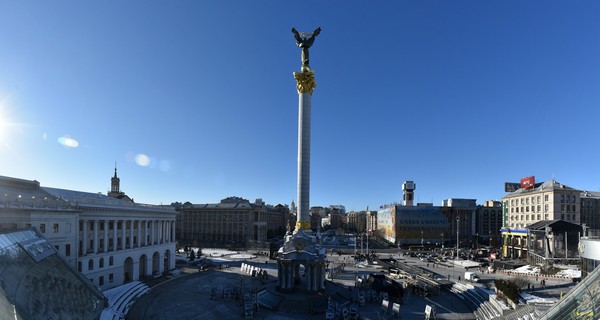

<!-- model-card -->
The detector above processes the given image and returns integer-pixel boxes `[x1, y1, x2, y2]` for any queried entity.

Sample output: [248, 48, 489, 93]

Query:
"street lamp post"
[456, 214, 460, 261]
[441, 233, 444, 249]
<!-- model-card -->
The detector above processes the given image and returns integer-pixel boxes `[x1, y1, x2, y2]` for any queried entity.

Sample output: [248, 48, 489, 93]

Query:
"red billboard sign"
[520, 176, 535, 189]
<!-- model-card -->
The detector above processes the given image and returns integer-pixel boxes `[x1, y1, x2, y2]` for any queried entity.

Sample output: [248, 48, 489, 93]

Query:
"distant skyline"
[1, 2, 600, 211]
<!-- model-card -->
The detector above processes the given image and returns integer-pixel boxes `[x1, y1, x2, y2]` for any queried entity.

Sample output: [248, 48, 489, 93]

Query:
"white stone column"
[171, 220, 176, 242]
[158, 220, 162, 244]
[113, 220, 118, 251]
[297, 91, 311, 226]
[82, 219, 88, 255]
[150, 221, 155, 245]
[129, 220, 134, 249]
[93, 220, 99, 253]
[167, 221, 171, 243]
[137, 220, 141, 248]
[282, 263, 287, 288]
[144, 220, 148, 246]
[103, 220, 109, 252]
[293, 70, 316, 232]
[164, 220, 168, 244]
[165, 220, 169, 243]
[157, 220, 162, 244]
[121, 220, 126, 249]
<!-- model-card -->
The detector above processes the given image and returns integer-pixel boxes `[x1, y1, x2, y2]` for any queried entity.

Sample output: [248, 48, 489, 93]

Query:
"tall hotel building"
[501, 178, 582, 260]
[503, 179, 580, 229]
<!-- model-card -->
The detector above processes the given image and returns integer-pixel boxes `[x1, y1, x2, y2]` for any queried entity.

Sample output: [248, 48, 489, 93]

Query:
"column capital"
[293, 70, 316, 94]
[295, 221, 311, 231]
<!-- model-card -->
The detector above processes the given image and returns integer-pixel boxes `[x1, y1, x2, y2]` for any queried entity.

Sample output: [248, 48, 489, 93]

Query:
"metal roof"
[505, 179, 578, 197]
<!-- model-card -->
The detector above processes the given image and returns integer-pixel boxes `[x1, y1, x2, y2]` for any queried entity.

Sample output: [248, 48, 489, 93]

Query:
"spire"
[111, 162, 120, 193]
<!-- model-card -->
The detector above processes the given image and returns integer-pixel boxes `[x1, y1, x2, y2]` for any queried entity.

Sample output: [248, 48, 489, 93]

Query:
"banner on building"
[504, 182, 520, 192]
[520, 176, 535, 189]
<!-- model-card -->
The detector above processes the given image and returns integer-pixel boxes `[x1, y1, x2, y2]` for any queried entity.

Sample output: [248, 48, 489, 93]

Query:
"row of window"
[89, 274, 114, 286]
[182, 233, 250, 241]
[511, 205, 547, 214]
[507, 194, 579, 207]
[53, 243, 72, 257]
[560, 214, 577, 221]
[79, 235, 170, 256]
[509, 195, 546, 206]
[38, 223, 66, 233]
[180, 216, 254, 222]
[77, 256, 114, 272]
[560, 194, 578, 203]
[81, 220, 172, 231]
[508, 212, 578, 227]
[182, 223, 249, 229]
[510, 214, 548, 221]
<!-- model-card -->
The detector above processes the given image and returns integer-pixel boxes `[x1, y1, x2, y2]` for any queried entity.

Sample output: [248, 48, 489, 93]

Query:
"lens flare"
[57, 136, 79, 148]
[127, 151, 172, 172]
[135, 154, 151, 167]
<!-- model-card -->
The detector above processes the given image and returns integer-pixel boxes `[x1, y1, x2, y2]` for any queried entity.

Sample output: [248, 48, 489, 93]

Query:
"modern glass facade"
[540, 238, 600, 320]
[0, 229, 107, 319]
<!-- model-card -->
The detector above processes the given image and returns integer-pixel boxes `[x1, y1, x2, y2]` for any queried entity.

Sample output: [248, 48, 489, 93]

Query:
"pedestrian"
[528, 283, 531, 291]
[532, 284, 535, 291]
[458, 276, 461, 281]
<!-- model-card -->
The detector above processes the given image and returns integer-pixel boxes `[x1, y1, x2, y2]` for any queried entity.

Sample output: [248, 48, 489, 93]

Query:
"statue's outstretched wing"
[313, 27, 321, 37]
[291, 28, 303, 44]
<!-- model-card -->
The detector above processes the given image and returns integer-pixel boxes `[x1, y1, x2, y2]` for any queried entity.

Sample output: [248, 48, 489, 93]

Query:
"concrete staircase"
[102, 281, 150, 320]
[450, 282, 501, 320]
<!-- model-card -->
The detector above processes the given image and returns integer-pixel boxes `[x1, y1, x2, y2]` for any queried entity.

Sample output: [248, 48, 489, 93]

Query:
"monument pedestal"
[277, 229, 326, 292]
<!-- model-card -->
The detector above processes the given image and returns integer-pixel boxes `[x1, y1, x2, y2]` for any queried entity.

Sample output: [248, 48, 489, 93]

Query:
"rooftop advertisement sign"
[520, 176, 535, 189]
[504, 182, 521, 192]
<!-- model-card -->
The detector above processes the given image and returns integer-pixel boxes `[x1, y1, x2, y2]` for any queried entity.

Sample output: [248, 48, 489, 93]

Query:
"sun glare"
[0, 104, 16, 148]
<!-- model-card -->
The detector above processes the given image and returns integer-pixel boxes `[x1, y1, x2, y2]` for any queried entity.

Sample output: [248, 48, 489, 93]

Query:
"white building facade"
[0, 175, 176, 291]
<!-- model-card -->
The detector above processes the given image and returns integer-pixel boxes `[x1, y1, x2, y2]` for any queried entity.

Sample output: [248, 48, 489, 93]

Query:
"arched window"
[88, 259, 94, 270]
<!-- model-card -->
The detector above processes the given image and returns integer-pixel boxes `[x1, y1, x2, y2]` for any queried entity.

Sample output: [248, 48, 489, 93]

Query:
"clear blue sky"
[1, 1, 599, 211]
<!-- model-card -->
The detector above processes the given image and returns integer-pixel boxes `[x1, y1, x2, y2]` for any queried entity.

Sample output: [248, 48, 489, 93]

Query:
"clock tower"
[402, 180, 416, 206]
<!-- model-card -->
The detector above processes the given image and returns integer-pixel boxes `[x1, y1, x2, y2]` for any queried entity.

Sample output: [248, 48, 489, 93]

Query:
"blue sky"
[1, 1, 599, 211]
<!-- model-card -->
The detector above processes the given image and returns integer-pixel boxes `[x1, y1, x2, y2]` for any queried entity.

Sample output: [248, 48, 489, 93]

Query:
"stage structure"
[277, 27, 326, 293]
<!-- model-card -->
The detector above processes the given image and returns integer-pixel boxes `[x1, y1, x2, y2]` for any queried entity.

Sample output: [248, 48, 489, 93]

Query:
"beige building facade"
[503, 179, 580, 230]
[176, 196, 268, 248]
